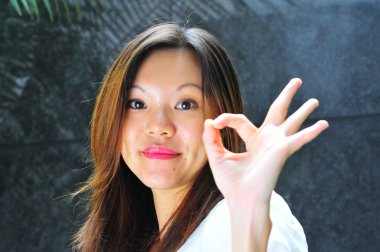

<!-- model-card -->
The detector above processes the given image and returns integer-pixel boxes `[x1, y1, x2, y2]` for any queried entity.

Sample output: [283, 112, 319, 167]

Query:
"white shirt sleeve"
[267, 191, 308, 252]
[178, 191, 308, 252]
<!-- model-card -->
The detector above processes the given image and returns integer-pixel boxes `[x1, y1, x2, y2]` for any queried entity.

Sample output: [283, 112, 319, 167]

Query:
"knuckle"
[236, 113, 247, 120]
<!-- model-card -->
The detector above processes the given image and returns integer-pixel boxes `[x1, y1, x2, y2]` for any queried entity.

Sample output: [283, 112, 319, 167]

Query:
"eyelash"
[127, 99, 146, 109]
[126, 99, 198, 110]
[176, 99, 198, 110]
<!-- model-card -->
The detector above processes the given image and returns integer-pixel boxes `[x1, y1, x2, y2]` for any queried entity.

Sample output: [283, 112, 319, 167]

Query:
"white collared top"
[178, 191, 308, 252]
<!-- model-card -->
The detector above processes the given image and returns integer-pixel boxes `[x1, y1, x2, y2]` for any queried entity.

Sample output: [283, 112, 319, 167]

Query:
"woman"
[72, 23, 328, 251]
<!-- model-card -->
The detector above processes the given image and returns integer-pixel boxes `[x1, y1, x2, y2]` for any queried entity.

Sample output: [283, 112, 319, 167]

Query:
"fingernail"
[321, 120, 329, 128]
[310, 98, 319, 106]
[291, 77, 302, 84]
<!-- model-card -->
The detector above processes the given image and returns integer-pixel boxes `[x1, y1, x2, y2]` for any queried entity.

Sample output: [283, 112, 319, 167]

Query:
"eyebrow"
[177, 83, 202, 91]
[131, 83, 202, 92]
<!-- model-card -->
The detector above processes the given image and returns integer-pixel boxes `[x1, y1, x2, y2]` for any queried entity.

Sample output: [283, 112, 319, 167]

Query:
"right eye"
[127, 99, 146, 109]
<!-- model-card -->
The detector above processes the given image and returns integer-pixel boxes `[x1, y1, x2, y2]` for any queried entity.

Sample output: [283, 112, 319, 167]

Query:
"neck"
[152, 184, 189, 234]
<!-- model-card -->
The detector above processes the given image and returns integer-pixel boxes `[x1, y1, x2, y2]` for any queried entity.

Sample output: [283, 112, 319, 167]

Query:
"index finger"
[212, 113, 258, 142]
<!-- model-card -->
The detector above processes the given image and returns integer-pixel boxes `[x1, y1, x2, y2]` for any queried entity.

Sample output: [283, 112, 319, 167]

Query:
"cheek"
[121, 119, 141, 154]
[180, 120, 206, 152]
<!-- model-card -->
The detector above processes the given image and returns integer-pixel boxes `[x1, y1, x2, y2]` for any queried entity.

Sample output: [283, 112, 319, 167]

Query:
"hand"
[202, 78, 329, 205]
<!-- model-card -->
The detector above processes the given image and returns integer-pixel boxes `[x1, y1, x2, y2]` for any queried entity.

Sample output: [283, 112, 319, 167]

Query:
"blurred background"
[1, 0, 379, 251]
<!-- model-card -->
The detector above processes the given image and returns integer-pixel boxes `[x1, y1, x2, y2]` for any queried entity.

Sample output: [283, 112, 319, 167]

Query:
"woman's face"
[121, 48, 209, 191]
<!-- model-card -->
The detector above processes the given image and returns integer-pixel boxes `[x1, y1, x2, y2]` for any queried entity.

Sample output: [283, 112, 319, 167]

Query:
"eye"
[175, 99, 198, 110]
[127, 99, 146, 109]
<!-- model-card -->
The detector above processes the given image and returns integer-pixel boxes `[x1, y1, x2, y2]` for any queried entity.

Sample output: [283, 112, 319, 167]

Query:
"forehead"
[132, 48, 202, 88]
[141, 47, 200, 67]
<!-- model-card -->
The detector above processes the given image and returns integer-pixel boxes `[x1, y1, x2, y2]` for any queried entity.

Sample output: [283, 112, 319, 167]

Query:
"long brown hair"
[72, 23, 244, 252]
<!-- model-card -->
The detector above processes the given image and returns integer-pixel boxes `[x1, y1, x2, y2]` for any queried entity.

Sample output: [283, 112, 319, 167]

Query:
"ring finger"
[282, 98, 319, 135]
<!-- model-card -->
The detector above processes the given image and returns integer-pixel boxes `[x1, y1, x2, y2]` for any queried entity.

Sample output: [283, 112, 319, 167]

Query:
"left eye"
[175, 100, 198, 110]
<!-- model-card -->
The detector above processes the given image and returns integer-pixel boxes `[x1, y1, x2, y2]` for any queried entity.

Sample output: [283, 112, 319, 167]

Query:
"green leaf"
[21, 0, 31, 14]
[43, 0, 54, 22]
[74, 0, 81, 21]
[30, 0, 40, 20]
[54, 0, 62, 21]
[63, 0, 71, 24]
[10, 0, 22, 16]
[91, 0, 100, 14]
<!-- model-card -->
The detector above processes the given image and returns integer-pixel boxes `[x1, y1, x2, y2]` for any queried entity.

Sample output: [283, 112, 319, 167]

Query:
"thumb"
[202, 119, 226, 166]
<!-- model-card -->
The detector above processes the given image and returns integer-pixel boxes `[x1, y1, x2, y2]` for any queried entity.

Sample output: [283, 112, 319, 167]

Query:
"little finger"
[287, 120, 329, 155]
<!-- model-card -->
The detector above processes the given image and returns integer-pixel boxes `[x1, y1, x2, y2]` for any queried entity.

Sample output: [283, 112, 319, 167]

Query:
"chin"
[141, 174, 188, 191]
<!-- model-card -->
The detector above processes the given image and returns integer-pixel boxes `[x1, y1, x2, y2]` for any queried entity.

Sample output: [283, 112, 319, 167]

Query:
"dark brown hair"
[72, 23, 243, 251]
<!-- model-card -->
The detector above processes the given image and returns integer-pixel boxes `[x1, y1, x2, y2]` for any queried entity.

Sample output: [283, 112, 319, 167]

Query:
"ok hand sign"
[202, 78, 329, 205]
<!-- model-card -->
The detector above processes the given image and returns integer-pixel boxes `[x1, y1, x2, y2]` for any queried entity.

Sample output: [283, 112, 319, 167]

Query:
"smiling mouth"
[143, 146, 180, 160]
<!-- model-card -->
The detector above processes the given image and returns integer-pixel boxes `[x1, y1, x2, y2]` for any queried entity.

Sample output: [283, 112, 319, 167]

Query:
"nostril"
[145, 121, 174, 137]
[148, 131, 168, 136]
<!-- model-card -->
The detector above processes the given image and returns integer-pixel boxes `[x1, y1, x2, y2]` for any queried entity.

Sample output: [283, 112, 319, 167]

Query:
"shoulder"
[178, 198, 230, 251]
[178, 191, 308, 252]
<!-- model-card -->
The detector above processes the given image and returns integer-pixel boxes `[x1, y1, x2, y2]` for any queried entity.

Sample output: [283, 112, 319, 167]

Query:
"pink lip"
[143, 146, 180, 160]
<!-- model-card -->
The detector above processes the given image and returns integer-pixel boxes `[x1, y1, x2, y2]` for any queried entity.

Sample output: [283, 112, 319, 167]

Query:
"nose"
[145, 110, 175, 138]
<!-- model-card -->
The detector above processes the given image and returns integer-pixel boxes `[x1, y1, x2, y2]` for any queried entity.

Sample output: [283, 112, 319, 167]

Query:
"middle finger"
[263, 78, 302, 126]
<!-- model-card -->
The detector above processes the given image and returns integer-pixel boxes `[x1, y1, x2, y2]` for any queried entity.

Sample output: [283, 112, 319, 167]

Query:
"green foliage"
[10, 0, 22, 16]
[9, 0, 297, 24]
[8, 0, 99, 23]
[43, 0, 54, 21]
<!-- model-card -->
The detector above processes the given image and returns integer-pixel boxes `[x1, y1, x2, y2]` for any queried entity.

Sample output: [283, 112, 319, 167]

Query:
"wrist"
[227, 197, 272, 252]
[225, 189, 272, 211]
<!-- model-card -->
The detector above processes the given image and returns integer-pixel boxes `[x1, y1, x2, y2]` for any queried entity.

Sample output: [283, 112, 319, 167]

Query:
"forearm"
[228, 200, 272, 252]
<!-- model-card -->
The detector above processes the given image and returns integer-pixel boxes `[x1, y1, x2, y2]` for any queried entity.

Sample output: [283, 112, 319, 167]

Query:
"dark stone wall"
[1, 0, 379, 251]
